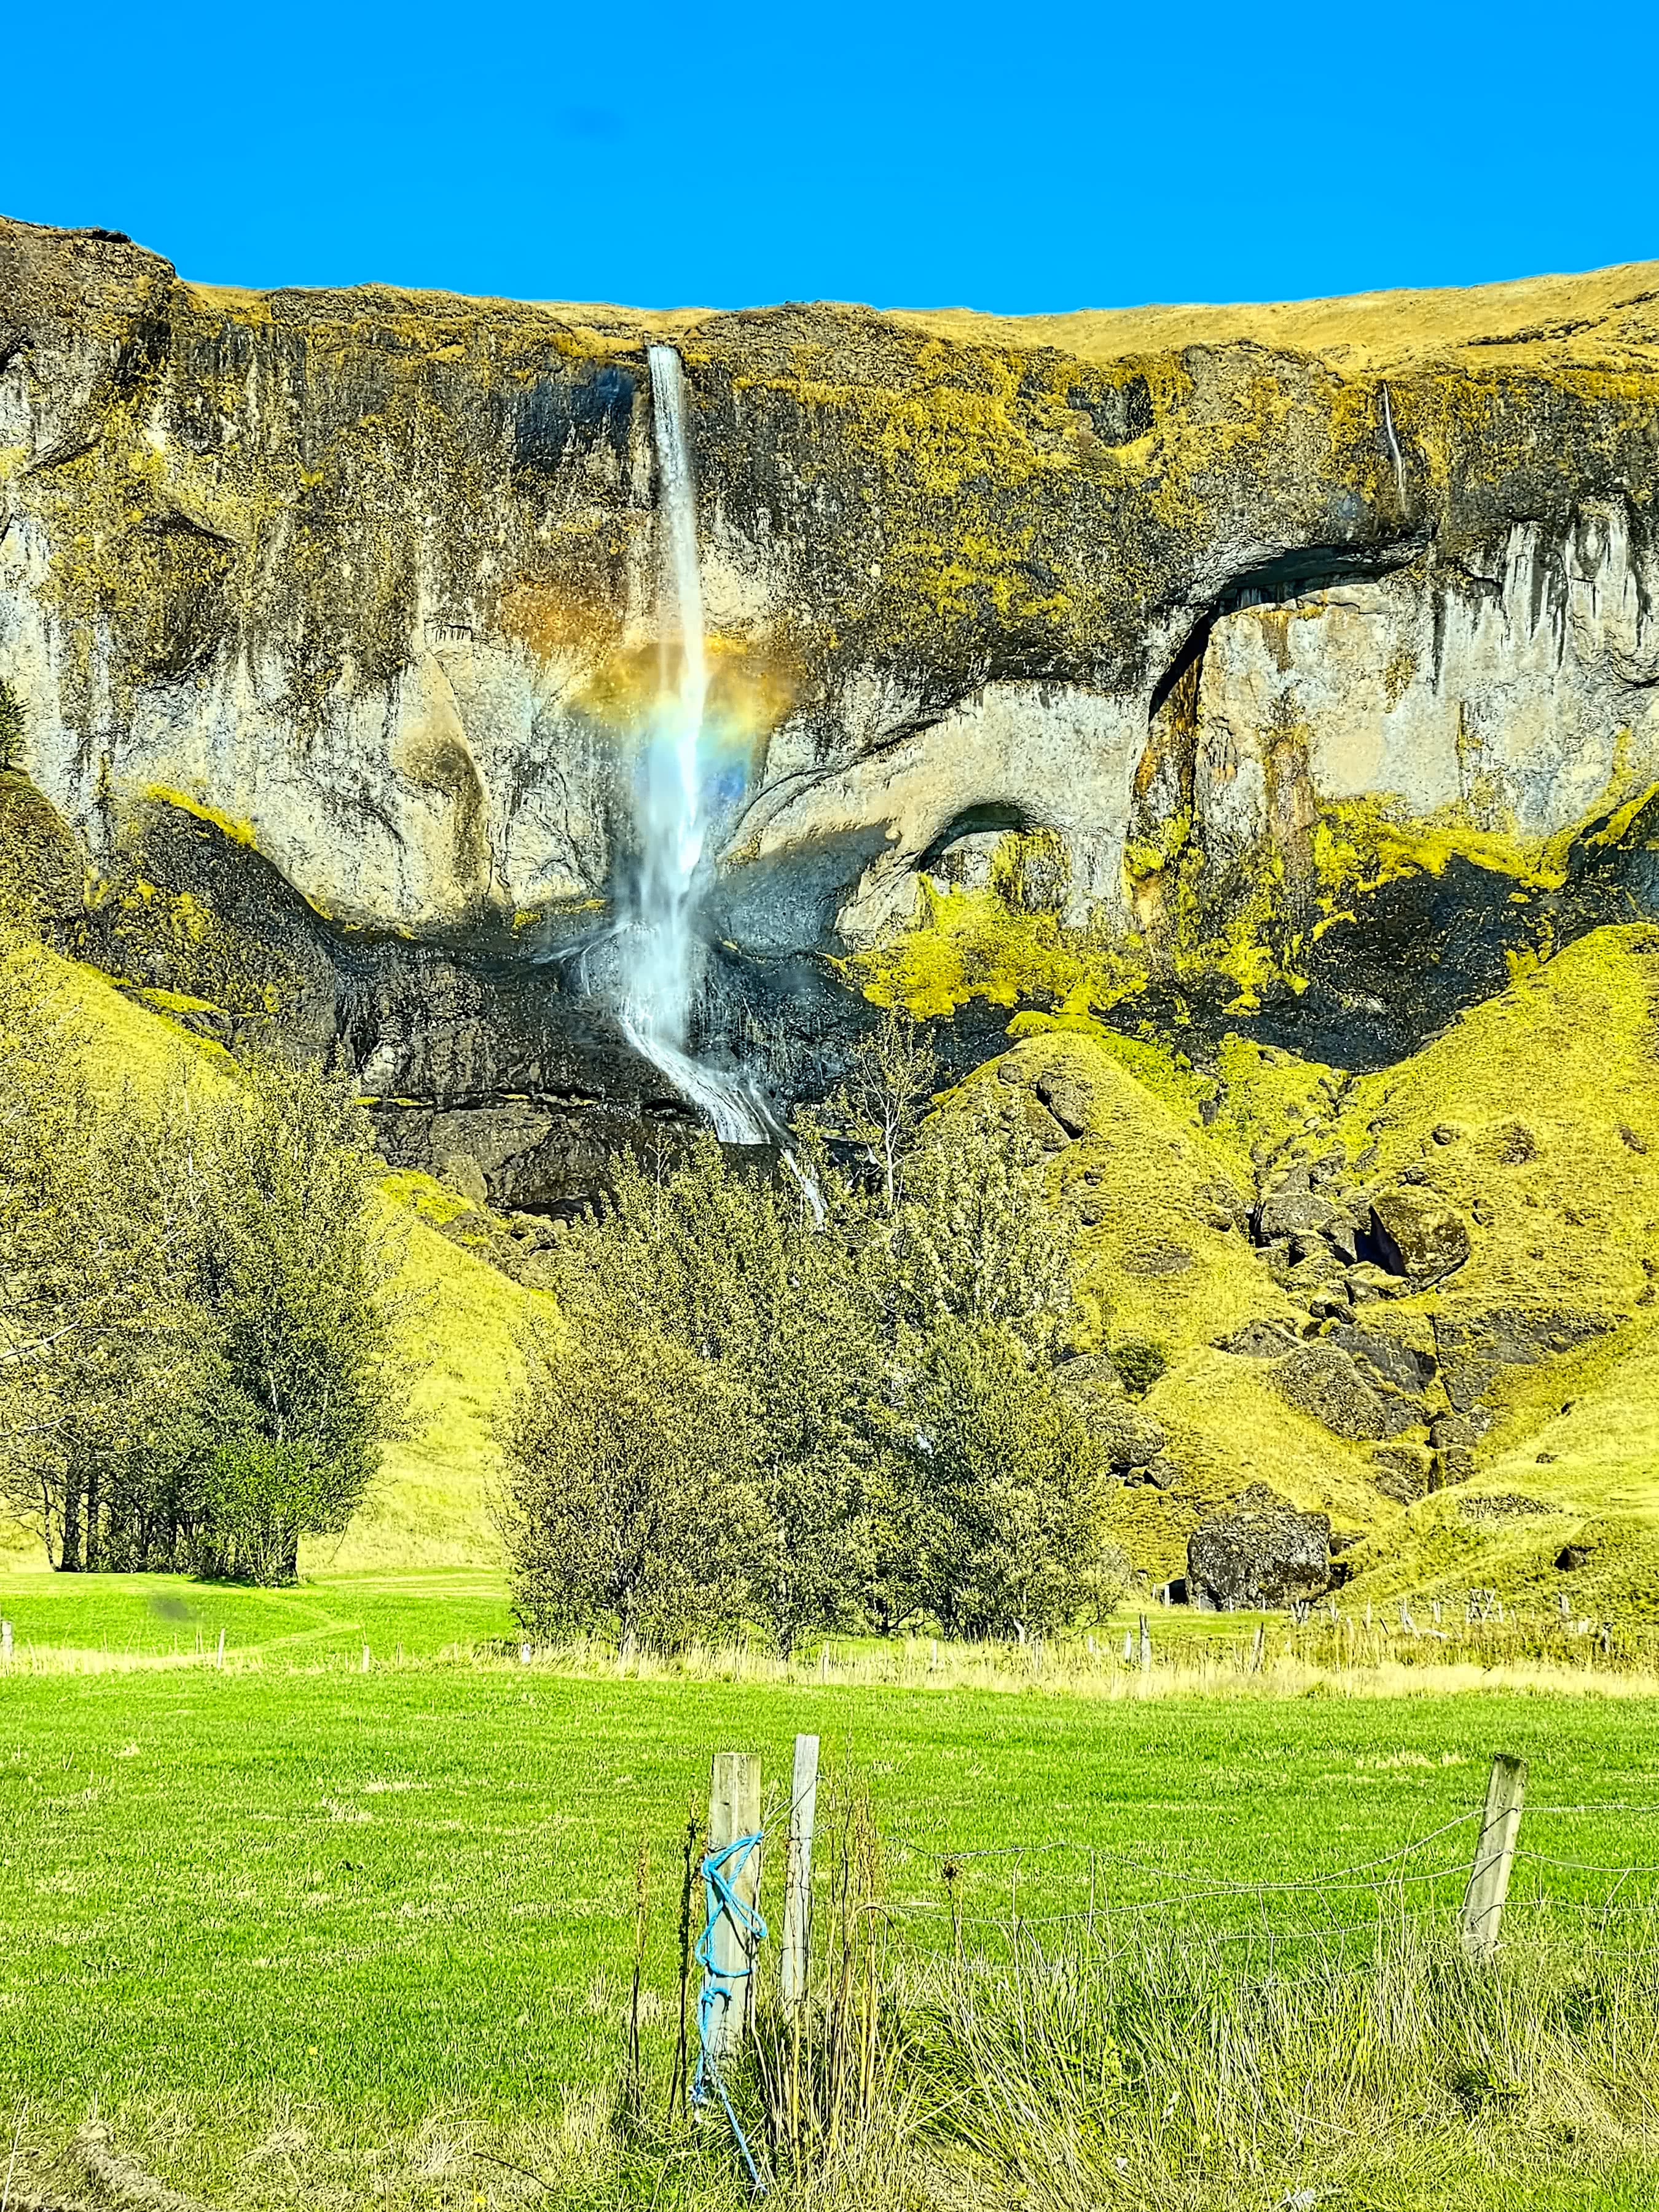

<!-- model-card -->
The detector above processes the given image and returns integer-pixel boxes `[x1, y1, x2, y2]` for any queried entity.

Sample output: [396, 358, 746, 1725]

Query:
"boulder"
[436, 1149, 490, 1210]
[1369, 1441, 1437, 1502]
[1191, 1177, 1251, 1234]
[1277, 1342, 1430, 1441]
[1188, 1485, 1332, 1611]
[1033, 1066, 1096, 1139]
[1053, 1351, 1123, 1401]
[1092, 1399, 1167, 1471]
[1217, 1320, 1303, 1359]
[1326, 1324, 1438, 1394]
[1370, 1186, 1471, 1285]
[1257, 1188, 1337, 1241]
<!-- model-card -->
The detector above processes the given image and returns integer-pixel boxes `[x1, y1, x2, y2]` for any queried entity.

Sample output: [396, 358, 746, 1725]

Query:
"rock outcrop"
[1188, 1486, 1332, 1611]
[3, 217, 1659, 1201]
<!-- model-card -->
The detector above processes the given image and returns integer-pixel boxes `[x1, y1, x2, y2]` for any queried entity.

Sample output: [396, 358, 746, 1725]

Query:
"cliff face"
[2, 216, 1658, 1200]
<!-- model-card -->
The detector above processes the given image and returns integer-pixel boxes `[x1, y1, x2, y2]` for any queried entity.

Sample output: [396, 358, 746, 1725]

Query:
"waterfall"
[617, 345, 770, 1148]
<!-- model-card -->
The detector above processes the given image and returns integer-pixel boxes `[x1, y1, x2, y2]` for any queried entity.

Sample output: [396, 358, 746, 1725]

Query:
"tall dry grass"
[9, 1617, 1659, 1700]
[580, 1784, 1659, 2211]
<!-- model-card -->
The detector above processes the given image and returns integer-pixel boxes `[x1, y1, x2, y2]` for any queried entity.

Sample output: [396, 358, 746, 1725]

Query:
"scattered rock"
[1187, 1484, 1332, 1611]
[1370, 1185, 1471, 1285]
[1555, 1544, 1590, 1570]
[1620, 1123, 1649, 1155]
[1134, 1455, 1182, 1490]
[1457, 1492, 1553, 1521]
[1122, 1240, 1194, 1276]
[1494, 1119, 1539, 1164]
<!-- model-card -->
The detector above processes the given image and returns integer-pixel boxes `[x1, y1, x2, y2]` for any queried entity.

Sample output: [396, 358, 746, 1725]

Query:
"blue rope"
[691, 1829, 769, 2196]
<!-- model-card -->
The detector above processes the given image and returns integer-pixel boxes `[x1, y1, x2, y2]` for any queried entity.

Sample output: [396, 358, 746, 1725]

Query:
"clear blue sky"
[4, 1, 1654, 314]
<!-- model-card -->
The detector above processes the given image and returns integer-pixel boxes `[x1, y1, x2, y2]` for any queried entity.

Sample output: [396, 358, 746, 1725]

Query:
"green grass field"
[2, 1574, 1657, 2104]
[4, 1574, 1658, 2208]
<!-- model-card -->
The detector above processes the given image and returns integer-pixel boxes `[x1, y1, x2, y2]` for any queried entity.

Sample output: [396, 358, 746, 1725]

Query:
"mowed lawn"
[2, 1571, 1658, 2130]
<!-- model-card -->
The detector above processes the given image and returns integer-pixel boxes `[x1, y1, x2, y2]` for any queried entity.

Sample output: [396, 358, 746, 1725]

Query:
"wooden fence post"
[1137, 1614, 1151, 1674]
[781, 1734, 819, 2018]
[361, 1644, 371, 1674]
[216, 1628, 225, 1671]
[704, 1751, 764, 2060]
[1250, 1623, 1266, 1674]
[1460, 1752, 1527, 1961]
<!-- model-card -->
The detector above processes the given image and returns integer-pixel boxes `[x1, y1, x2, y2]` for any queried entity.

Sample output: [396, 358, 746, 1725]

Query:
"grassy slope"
[0, 944, 534, 1572]
[949, 1029, 1404, 1574]
[1327, 927, 1659, 1614]
[950, 928, 1659, 1601]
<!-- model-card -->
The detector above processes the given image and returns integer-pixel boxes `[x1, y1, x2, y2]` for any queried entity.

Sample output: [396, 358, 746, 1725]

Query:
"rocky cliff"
[2, 216, 1658, 1204]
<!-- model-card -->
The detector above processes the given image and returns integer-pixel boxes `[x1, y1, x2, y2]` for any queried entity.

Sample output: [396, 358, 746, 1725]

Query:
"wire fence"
[809, 1782, 1659, 1963]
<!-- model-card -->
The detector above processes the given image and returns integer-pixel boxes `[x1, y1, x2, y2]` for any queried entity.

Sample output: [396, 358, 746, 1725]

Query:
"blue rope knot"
[691, 1829, 769, 2195]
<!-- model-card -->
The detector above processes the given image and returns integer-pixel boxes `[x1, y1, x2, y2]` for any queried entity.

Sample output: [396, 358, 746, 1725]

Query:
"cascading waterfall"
[617, 346, 771, 1148]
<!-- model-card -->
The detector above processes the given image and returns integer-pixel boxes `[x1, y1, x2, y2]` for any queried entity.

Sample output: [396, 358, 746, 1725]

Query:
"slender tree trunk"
[59, 1464, 82, 1571]
[85, 1458, 101, 1572]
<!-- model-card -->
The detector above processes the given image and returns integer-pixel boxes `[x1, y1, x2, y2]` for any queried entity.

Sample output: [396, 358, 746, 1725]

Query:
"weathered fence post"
[1250, 1623, 1266, 1674]
[361, 1644, 371, 1674]
[1137, 1614, 1151, 1674]
[781, 1733, 819, 2019]
[216, 1628, 225, 1671]
[1460, 1752, 1527, 1961]
[704, 1751, 764, 2060]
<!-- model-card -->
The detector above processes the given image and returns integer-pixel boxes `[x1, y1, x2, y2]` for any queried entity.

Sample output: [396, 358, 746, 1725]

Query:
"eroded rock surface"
[4, 219, 1659, 1199]
[1188, 1485, 1333, 1611]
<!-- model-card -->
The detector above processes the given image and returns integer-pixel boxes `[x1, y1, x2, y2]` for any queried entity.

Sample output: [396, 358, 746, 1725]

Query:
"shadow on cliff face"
[24, 785, 1659, 1214]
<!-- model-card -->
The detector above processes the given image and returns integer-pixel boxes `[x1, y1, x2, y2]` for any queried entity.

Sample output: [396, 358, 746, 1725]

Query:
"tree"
[548, 1140, 885, 1655]
[0, 946, 198, 1567]
[890, 1321, 1127, 1639]
[498, 1322, 764, 1651]
[820, 1005, 938, 1213]
[178, 1058, 410, 1583]
[890, 1113, 1077, 1360]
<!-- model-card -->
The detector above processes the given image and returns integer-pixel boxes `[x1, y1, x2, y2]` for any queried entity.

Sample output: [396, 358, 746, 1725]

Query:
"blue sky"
[4, 1, 1653, 313]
